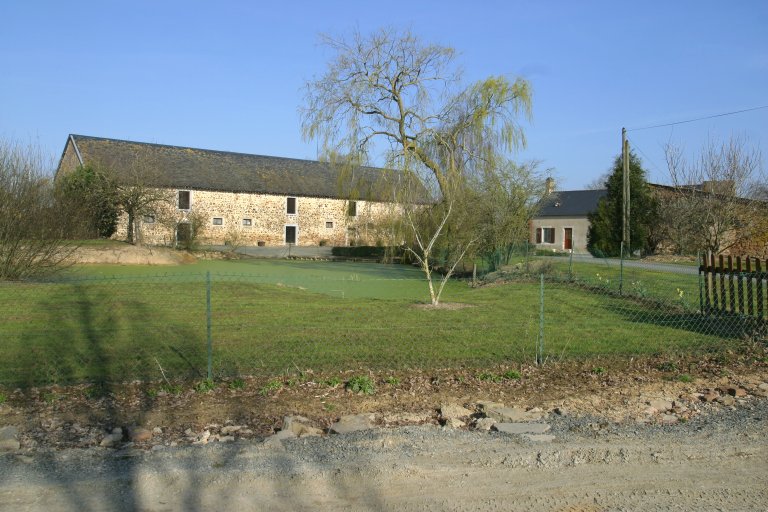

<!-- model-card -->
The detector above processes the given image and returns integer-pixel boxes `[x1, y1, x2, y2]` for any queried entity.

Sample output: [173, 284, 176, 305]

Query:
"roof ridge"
[68, 134, 386, 171]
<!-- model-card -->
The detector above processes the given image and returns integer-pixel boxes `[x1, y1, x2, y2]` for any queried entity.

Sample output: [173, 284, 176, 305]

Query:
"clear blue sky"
[1, 1, 766, 189]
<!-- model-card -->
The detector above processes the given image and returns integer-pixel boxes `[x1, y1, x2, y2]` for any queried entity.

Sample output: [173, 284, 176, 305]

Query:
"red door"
[564, 228, 573, 250]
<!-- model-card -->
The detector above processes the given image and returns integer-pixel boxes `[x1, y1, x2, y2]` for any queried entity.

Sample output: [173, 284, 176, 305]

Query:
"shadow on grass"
[0, 276, 390, 511]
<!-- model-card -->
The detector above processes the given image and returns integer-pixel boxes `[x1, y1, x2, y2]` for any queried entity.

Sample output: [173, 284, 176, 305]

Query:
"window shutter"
[536, 228, 542, 244]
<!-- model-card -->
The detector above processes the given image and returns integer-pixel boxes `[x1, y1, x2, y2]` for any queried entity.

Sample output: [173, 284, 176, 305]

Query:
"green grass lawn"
[0, 259, 744, 387]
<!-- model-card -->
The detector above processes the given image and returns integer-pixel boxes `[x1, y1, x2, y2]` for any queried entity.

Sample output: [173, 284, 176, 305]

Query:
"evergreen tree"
[587, 152, 658, 257]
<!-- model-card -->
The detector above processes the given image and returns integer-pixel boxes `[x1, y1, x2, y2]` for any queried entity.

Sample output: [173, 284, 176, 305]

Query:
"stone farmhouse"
[56, 135, 398, 247]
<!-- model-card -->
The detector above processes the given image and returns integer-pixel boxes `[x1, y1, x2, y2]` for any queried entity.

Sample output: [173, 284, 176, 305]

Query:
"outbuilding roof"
[59, 134, 396, 201]
[537, 189, 607, 217]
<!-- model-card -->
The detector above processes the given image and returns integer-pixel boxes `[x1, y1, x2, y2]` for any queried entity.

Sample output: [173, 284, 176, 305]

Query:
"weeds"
[228, 378, 246, 390]
[384, 376, 400, 386]
[0, 392, 6, 405]
[324, 377, 342, 387]
[478, 370, 521, 382]
[677, 374, 693, 383]
[259, 379, 283, 396]
[194, 378, 216, 393]
[591, 367, 606, 375]
[346, 375, 375, 395]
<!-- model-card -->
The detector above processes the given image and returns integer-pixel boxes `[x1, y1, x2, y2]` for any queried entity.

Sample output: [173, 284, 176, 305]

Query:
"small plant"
[477, 372, 502, 383]
[147, 388, 159, 398]
[259, 379, 283, 396]
[41, 392, 59, 404]
[162, 383, 183, 395]
[384, 376, 400, 386]
[323, 402, 336, 412]
[83, 384, 108, 399]
[502, 370, 521, 380]
[0, 392, 7, 405]
[677, 374, 693, 383]
[324, 377, 342, 387]
[346, 375, 375, 395]
[228, 378, 246, 390]
[656, 361, 678, 372]
[194, 378, 216, 393]
[591, 367, 606, 375]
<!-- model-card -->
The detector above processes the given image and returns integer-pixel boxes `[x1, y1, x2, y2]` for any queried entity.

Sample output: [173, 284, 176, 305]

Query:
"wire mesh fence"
[1, 255, 764, 388]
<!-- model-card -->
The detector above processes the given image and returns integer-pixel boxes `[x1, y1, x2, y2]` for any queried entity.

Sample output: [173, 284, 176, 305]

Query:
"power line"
[626, 136, 664, 177]
[627, 104, 768, 132]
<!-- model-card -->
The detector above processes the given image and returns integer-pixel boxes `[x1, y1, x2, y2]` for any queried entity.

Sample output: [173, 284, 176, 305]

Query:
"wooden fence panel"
[699, 254, 767, 321]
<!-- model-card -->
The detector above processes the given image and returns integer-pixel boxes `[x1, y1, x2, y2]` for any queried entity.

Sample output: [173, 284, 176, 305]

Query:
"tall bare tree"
[302, 28, 533, 304]
[302, 28, 531, 196]
[0, 140, 77, 280]
[663, 136, 765, 255]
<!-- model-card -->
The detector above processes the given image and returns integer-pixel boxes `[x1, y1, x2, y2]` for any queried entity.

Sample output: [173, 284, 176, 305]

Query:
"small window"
[347, 200, 357, 217]
[242, 218, 252, 226]
[143, 213, 155, 224]
[542, 227, 555, 244]
[178, 190, 190, 210]
[212, 217, 223, 226]
[287, 197, 297, 215]
[325, 221, 333, 229]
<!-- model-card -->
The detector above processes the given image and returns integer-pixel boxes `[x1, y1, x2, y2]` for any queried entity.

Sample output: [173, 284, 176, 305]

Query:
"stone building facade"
[56, 135, 399, 247]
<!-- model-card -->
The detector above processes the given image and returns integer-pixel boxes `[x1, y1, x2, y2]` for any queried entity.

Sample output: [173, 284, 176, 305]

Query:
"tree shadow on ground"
[0, 276, 390, 511]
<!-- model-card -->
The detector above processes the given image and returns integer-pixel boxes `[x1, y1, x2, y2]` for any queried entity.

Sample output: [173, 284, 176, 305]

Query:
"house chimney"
[545, 177, 555, 195]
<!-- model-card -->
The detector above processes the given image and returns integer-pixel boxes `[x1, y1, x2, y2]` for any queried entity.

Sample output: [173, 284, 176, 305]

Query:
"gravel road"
[1, 399, 765, 512]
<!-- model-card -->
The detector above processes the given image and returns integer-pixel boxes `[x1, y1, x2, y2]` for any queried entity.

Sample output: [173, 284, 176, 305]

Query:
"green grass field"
[0, 259, 745, 387]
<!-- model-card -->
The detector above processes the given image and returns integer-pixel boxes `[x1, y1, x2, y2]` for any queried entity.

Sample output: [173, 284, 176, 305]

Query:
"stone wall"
[115, 188, 395, 247]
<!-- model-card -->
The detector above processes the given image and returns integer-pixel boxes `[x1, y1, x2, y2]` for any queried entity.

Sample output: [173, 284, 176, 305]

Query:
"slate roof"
[537, 189, 607, 217]
[60, 134, 396, 201]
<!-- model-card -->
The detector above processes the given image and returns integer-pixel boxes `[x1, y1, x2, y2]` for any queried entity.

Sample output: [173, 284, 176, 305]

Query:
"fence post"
[568, 249, 573, 281]
[536, 273, 544, 365]
[698, 251, 704, 315]
[525, 241, 530, 274]
[619, 242, 625, 296]
[206, 271, 213, 381]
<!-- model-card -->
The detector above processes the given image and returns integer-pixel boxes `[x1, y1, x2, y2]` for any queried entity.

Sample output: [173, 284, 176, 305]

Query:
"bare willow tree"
[0, 140, 78, 280]
[663, 136, 765, 255]
[302, 28, 532, 195]
[302, 28, 533, 304]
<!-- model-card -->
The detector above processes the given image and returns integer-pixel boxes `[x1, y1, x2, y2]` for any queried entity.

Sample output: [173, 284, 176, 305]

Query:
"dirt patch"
[67, 244, 197, 265]
[411, 302, 475, 310]
[1, 352, 765, 450]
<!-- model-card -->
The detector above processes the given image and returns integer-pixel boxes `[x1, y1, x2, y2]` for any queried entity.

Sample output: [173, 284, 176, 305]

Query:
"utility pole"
[621, 127, 630, 256]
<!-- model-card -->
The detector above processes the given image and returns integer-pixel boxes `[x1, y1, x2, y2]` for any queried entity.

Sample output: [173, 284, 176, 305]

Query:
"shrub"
[346, 375, 375, 395]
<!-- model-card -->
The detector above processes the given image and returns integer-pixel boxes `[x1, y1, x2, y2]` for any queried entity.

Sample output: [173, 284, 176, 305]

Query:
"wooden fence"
[699, 254, 767, 320]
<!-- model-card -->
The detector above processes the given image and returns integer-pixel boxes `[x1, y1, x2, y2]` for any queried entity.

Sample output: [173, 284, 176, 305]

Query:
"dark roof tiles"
[537, 189, 607, 217]
[67, 134, 392, 201]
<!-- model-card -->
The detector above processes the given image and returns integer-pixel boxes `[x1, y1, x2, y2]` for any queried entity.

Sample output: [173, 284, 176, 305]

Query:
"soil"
[66, 243, 199, 265]
[0, 355, 766, 511]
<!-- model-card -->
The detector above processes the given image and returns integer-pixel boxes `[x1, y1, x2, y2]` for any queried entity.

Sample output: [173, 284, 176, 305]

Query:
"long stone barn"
[56, 134, 398, 247]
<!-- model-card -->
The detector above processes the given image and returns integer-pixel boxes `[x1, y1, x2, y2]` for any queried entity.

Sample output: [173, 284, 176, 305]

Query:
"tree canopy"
[587, 152, 658, 257]
[302, 28, 532, 199]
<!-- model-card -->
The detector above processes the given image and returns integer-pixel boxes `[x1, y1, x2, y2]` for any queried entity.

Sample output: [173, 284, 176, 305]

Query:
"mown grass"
[0, 260, 740, 387]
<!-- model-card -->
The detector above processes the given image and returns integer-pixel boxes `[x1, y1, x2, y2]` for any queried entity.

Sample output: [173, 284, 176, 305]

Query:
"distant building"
[56, 135, 398, 247]
[530, 179, 607, 253]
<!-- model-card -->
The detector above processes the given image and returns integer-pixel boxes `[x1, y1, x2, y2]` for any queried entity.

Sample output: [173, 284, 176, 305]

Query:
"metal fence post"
[206, 271, 213, 381]
[568, 249, 574, 281]
[537, 273, 544, 365]
[525, 241, 530, 274]
[619, 241, 625, 295]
